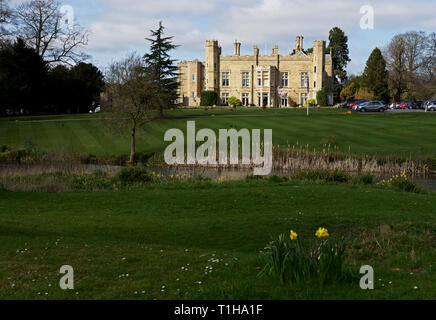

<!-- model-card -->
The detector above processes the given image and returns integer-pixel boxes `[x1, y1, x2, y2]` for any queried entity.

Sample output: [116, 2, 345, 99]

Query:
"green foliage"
[333, 81, 344, 104]
[361, 48, 390, 102]
[340, 82, 357, 101]
[377, 172, 427, 194]
[268, 175, 288, 183]
[0, 38, 48, 114]
[316, 90, 328, 106]
[143, 21, 179, 116]
[296, 169, 351, 183]
[353, 173, 374, 185]
[69, 171, 114, 191]
[200, 91, 218, 106]
[260, 232, 347, 286]
[355, 87, 374, 100]
[327, 27, 351, 83]
[118, 166, 152, 185]
[228, 96, 242, 108]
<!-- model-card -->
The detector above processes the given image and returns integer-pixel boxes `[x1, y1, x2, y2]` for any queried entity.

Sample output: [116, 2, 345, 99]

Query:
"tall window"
[281, 98, 288, 107]
[262, 71, 269, 87]
[301, 72, 309, 88]
[192, 74, 195, 81]
[257, 71, 269, 87]
[281, 72, 289, 87]
[221, 93, 230, 105]
[222, 71, 230, 87]
[242, 72, 250, 87]
[242, 93, 249, 106]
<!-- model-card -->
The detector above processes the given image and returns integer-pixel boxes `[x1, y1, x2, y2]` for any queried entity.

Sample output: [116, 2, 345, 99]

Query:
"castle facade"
[178, 36, 334, 107]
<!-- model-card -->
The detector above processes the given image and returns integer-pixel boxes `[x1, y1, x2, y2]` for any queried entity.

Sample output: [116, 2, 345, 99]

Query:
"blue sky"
[13, 0, 436, 75]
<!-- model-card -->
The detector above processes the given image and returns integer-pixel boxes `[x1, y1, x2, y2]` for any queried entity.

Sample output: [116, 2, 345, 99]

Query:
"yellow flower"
[289, 230, 298, 240]
[315, 227, 329, 238]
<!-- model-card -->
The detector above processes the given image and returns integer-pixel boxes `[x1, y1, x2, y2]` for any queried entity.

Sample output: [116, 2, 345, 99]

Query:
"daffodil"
[315, 227, 329, 238]
[289, 230, 298, 240]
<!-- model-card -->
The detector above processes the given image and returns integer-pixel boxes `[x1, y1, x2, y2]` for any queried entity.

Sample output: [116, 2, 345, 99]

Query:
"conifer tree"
[143, 21, 179, 117]
[362, 48, 390, 102]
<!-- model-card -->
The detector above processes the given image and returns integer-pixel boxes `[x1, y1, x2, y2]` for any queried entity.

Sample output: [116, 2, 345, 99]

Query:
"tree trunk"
[129, 126, 136, 164]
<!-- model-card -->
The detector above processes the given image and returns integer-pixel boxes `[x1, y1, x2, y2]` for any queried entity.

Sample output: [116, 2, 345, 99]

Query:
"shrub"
[308, 98, 316, 107]
[228, 96, 242, 108]
[200, 91, 218, 106]
[377, 171, 426, 194]
[316, 90, 328, 106]
[69, 170, 114, 190]
[354, 173, 374, 185]
[118, 166, 152, 185]
[268, 175, 288, 183]
[1, 145, 9, 153]
[296, 169, 350, 183]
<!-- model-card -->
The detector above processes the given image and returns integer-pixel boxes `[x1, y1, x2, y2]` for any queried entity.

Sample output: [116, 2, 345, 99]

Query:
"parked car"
[409, 101, 423, 109]
[354, 101, 387, 112]
[348, 99, 368, 109]
[427, 102, 436, 111]
[424, 100, 436, 111]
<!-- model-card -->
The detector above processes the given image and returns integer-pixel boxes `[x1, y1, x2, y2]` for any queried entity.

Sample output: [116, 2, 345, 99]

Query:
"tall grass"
[1, 143, 432, 177]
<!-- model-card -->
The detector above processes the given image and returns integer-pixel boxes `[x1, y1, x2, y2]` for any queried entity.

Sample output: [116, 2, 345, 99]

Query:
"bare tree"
[102, 53, 159, 163]
[385, 31, 436, 100]
[12, 0, 89, 65]
[0, 0, 11, 41]
[385, 34, 408, 101]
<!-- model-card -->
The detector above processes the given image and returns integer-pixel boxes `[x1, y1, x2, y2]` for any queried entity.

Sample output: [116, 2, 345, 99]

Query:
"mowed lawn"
[1, 108, 436, 159]
[0, 180, 435, 299]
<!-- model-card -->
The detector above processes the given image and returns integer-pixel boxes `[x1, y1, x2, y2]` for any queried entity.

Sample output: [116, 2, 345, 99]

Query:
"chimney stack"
[234, 40, 241, 56]
[295, 36, 304, 53]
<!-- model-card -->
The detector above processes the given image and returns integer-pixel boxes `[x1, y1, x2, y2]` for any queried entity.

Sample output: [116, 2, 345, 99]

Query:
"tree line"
[340, 31, 436, 102]
[0, 0, 103, 115]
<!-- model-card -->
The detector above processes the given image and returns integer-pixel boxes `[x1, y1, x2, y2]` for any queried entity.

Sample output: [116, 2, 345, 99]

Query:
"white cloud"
[73, 0, 435, 73]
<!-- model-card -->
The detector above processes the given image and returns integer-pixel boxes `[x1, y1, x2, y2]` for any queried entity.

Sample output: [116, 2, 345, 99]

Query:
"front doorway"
[258, 93, 269, 107]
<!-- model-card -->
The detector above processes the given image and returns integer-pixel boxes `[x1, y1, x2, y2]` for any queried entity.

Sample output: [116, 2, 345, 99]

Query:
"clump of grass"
[69, 170, 115, 191]
[268, 175, 289, 183]
[118, 166, 153, 186]
[352, 172, 374, 185]
[377, 171, 427, 194]
[295, 169, 351, 183]
[260, 228, 347, 286]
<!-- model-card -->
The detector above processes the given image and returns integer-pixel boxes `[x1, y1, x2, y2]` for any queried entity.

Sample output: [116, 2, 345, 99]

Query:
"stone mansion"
[177, 36, 334, 108]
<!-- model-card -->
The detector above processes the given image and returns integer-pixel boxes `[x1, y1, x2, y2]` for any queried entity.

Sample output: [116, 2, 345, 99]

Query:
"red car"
[348, 99, 368, 109]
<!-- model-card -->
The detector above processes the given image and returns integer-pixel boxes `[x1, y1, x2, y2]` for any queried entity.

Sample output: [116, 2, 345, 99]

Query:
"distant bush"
[200, 91, 218, 106]
[353, 173, 374, 185]
[316, 90, 328, 106]
[70, 170, 114, 190]
[308, 98, 316, 107]
[268, 175, 288, 183]
[377, 171, 426, 194]
[118, 166, 152, 185]
[228, 96, 242, 108]
[296, 169, 350, 183]
[1, 145, 10, 153]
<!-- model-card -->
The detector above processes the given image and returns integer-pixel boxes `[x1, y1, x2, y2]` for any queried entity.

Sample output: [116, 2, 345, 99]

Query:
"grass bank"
[0, 177, 435, 299]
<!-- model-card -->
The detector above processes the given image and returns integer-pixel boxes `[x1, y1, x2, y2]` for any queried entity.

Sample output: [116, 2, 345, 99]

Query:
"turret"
[205, 40, 220, 91]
